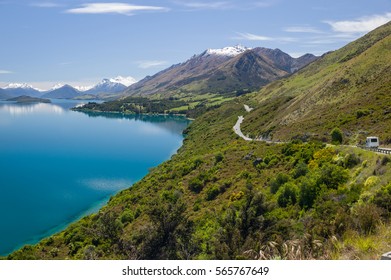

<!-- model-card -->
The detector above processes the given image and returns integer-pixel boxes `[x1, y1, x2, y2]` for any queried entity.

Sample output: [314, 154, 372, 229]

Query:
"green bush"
[277, 182, 298, 207]
[356, 109, 370, 119]
[299, 177, 320, 209]
[120, 210, 134, 225]
[189, 177, 204, 193]
[381, 156, 391, 166]
[215, 153, 224, 164]
[330, 127, 343, 144]
[270, 173, 291, 194]
[316, 163, 349, 189]
[205, 186, 220, 201]
[291, 161, 309, 179]
[344, 153, 361, 168]
[372, 184, 391, 214]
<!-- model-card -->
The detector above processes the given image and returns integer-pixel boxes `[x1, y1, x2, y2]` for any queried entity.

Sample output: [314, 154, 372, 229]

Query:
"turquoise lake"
[0, 100, 190, 256]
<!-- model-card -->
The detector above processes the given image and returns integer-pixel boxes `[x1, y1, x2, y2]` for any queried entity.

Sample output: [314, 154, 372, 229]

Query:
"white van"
[366, 136, 379, 148]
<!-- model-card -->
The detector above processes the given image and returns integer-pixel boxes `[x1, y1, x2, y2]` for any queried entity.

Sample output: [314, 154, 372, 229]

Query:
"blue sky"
[0, 0, 390, 89]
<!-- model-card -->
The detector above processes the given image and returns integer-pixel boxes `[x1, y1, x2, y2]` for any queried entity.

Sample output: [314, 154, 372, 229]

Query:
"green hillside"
[6, 22, 391, 260]
[241, 21, 391, 145]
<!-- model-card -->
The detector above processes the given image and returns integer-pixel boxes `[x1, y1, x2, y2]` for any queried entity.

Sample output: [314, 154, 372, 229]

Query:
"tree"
[330, 127, 343, 144]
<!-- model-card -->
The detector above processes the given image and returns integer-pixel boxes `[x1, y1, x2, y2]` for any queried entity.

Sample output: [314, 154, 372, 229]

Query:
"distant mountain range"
[123, 45, 318, 97]
[1, 46, 317, 100]
[0, 76, 137, 100]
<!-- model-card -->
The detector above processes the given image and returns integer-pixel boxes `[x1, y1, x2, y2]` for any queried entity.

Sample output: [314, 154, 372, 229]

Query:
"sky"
[0, 0, 390, 90]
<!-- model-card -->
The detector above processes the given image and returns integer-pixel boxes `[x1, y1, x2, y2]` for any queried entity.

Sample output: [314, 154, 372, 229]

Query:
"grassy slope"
[6, 23, 391, 260]
[241, 21, 391, 145]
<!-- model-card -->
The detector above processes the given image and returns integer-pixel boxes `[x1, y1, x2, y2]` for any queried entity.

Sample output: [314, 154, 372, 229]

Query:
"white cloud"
[325, 12, 391, 33]
[138, 60, 168, 69]
[180, 1, 232, 10]
[58, 61, 73, 66]
[65, 3, 168, 16]
[233, 32, 297, 43]
[31, 2, 63, 8]
[284, 26, 323, 34]
[0, 70, 13, 74]
[234, 32, 272, 41]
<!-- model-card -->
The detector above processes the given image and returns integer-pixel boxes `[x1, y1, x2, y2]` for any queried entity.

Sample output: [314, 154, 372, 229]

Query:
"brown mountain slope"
[123, 47, 317, 97]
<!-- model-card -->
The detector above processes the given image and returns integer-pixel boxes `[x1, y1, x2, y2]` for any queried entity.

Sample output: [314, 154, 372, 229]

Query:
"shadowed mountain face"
[0, 87, 42, 99]
[41, 85, 81, 99]
[0, 88, 10, 100]
[123, 47, 318, 97]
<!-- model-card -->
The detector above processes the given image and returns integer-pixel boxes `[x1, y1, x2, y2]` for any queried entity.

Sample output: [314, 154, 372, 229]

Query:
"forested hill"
[6, 22, 391, 260]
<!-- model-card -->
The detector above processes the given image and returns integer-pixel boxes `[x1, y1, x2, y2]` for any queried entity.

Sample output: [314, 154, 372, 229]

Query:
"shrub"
[277, 182, 298, 207]
[270, 173, 291, 194]
[188, 177, 204, 193]
[205, 186, 220, 201]
[352, 204, 383, 234]
[372, 184, 391, 214]
[230, 191, 244, 201]
[120, 210, 134, 225]
[309, 147, 336, 169]
[381, 156, 391, 166]
[364, 176, 380, 190]
[291, 161, 309, 179]
[356, 109, 370, 119]
[316, 163, 349, 189]
[299, 177, 320, 209]
[215, 153, 224, 164]
[344, 153, 361, 168]
[330, 128, 343, 144]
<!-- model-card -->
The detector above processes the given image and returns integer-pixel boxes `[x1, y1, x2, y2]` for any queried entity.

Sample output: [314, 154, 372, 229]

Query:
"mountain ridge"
[123, 46, 317, 97]
[0, 76, 137, 100]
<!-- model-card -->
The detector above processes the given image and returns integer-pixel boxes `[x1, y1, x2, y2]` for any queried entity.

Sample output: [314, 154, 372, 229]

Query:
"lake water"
[0, 100, 190, 256]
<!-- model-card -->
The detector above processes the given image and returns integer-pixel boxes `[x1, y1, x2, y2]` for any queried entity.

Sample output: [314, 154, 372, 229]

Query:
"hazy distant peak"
[51, 83, 65, 90]
[74, 85, 93, 92]
[4, 83, 41, 91]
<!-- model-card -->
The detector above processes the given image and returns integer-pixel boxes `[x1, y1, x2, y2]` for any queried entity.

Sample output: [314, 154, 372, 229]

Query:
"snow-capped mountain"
[85, 76, 137, 95]
[74, 85, 93, 92]
[123, 46, 318, 97]
[50, 83, 65, 91]
[4, 83, 41, 91]
[0, 75, 138, 100]
[205, 45, 251, 57]
[109, 76, 137, 87]
[1, 83, 43, 98]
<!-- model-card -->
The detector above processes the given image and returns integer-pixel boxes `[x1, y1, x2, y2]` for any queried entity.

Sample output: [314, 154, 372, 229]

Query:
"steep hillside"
[123, 46, 317, 97]
[240, 21, 391, 146]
